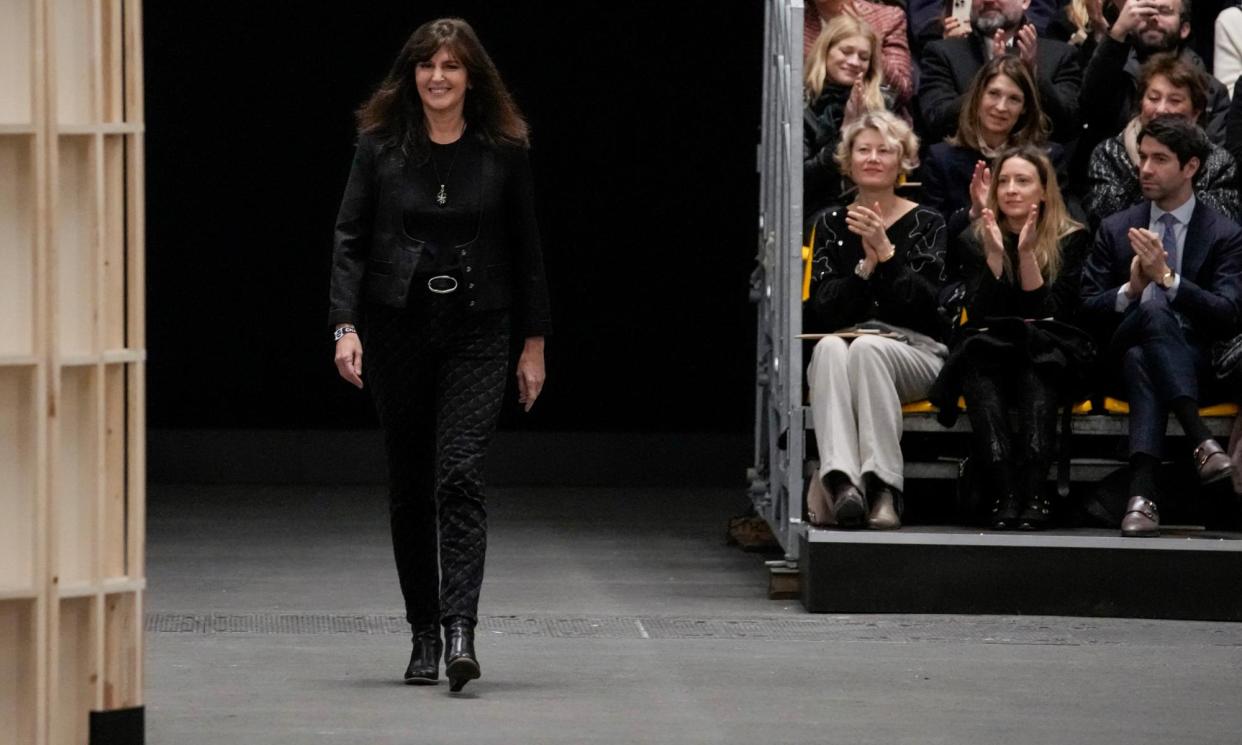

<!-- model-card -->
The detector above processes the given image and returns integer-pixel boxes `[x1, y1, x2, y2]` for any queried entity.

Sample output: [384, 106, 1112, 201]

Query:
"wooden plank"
[101, 0, 122, 123]
[0, 601, 38, 745]
[0, 369, 37, 589]
[123, 0, 142, 122]
[102, 364, 125, 579]
[0, 134, 37, 358]
[125, 132, 143, 348]
[52, 0, 93, 125]
[0, 0, 35, 124]
[102, 591, 138, 709]
[51, 597, 94, 745]
[102, 134, 123, 350]
[54, 134, 95, 357]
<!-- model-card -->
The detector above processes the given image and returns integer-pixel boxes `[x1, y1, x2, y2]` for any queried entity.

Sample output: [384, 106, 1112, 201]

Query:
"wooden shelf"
[0, 599, 37, 745]
[53, 0, 95, 125]
[0, 135, 37, 359]
[57, 123, 143, 135]
[0, 0, 35, 126]
[53, 597, 95, 745]
[5, 1, 146, 740]
[0, 355, 39, 367]
[0, 587, 40, 602]
[56, 367, 99, 587]
[55, 134, 97, 358]
[0, 368, 38, 591]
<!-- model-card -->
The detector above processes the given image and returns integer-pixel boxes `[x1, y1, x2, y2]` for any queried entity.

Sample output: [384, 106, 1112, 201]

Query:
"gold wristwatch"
[1159, 270, 1175, 289]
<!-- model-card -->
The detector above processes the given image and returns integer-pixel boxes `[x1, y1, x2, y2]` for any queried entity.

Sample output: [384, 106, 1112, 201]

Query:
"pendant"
[436, 184, 447, 206]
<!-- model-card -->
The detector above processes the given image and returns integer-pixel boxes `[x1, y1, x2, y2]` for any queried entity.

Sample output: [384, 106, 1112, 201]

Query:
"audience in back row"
[799, 0, 1242, 536]
[917, 0, 1082, 144]
[1085, 53, 1240, 231]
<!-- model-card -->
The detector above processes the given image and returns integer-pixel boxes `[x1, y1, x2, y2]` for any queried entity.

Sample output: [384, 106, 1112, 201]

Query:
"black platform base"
[800, 527, 1242, 621]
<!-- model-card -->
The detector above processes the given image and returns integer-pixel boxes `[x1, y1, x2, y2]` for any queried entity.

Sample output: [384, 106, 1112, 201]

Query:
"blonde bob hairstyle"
[974, 145, 1083, 282]
[833, 110, 920, 180]
[804, 15, 885, 112]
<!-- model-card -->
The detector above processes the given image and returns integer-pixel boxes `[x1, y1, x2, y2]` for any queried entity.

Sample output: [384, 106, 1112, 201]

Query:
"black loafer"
[832, 483, 868, 528]
[1193, 439, 1235, 485]
[444, 619, 481, 692]
[404, 625, 442, 685]
[991, 494, 1021, 530]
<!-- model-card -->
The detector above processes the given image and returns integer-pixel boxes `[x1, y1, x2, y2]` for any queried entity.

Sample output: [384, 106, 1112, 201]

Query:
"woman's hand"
[846, 202, 894, 261]
[980, 208, 1006, 279]
[334, 332, 364, 389]
[516, 336, 546, 413]
[968, 160, 991, 220]
[843, 79, 866, 126]
[1016, 205, 1039, 256]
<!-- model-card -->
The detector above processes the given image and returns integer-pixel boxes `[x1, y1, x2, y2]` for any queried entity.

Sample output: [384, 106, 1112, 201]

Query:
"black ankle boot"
[404, 625, 442, 685]
[1017, 493, 1052, 531]
[991, 494, 1021, 529]
[444, 618, 481, 692]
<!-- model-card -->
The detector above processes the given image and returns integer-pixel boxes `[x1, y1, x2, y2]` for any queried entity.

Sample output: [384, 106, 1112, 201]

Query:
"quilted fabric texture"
[363, 289, 511, 629]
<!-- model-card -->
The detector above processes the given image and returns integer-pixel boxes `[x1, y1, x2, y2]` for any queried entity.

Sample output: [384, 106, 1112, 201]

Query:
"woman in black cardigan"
[805, 111, 948, 530]
[329, 18, 551, 691]
[930, 146, 1092, 531]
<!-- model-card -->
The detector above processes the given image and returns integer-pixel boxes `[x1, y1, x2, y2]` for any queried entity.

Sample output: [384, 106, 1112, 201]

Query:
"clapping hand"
[1016, 24, 1038, 72]
[980, 208, 1007, 278]
[1128, 227, 1170, 282]
[968, 160, 992, 220]
[843, 79, 866, 125]
[1016, 205, 1039, 256]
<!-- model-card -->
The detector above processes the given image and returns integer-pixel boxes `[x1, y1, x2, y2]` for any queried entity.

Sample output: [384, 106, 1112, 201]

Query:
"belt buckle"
[427, 275, 459, 294]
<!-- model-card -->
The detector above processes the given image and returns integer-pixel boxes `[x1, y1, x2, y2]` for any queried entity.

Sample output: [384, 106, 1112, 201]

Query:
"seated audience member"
[805, 16, 894, 216]
[1214, 3, 1242, 100]
[1046, 0, 1117, 67]
[1229, 78, 1242, 186]
[920, 56, 1067, 241]
[909, 0, 1061, 57]
[1084, 54, 1240, 231]
[929, 146, 1092, 530]
[804, 0, 914, 114]
[1080, 116, 1242, 537]
[804, 112, 949, 530]
[917, 0, 1082, 144]
[1077, 0, 1229, 178]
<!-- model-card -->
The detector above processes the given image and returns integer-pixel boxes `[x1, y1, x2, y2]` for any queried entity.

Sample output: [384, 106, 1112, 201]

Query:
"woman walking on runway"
[329, 18, 551, 691]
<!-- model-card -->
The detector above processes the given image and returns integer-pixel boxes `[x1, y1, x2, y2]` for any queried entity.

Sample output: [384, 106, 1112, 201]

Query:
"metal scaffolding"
[751, 0, 805, 559]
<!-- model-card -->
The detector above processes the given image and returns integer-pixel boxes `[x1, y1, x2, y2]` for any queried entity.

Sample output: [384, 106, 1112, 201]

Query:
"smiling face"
[824, 35, 871, 86]
[1139, 74, 1199, 125]
[978, 73, 1026, 141]
[848, 127, 902, 189]
[994, 155, 1044, 223]
[414, 46, 469, 114]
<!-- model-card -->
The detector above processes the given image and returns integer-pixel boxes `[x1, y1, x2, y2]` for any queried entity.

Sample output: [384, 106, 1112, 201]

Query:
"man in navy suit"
[917, 0, 1082, 144]
[1081, 115, 1242, 536]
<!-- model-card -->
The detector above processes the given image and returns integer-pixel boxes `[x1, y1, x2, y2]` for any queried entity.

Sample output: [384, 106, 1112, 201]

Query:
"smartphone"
[944, 0, 971, 24]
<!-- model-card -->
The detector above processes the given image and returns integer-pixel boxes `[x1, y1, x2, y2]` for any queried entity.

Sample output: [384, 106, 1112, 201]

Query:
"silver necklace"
[429, 122, 466, 207]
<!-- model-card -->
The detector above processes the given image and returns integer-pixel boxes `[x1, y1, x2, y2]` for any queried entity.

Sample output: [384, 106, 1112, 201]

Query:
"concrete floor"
[146, 484, 1242, 744]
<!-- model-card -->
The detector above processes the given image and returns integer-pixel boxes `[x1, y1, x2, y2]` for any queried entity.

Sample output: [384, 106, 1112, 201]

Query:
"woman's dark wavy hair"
[356, 18, 529, 158]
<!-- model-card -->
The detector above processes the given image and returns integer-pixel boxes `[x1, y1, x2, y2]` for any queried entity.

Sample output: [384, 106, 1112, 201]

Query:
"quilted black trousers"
[960, 365, 1058, 502]
[363, 289, 510, 630]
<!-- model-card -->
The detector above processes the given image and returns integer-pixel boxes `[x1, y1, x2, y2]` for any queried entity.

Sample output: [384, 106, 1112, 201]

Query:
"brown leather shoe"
[1120, 496, 1159, 537]
[1193, 439, 1235, 485]
[867, 484, 902, 530]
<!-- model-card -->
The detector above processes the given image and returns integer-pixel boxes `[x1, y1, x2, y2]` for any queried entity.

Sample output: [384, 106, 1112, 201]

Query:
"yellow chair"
[1102, 397, 1238, 417]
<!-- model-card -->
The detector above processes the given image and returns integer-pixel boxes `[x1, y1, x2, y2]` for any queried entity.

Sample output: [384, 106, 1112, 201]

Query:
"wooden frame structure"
[1, 0, 146, 743]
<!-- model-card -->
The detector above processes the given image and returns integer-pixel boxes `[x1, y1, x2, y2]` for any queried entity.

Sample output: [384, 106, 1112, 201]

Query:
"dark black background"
[143, 2, 764, 434]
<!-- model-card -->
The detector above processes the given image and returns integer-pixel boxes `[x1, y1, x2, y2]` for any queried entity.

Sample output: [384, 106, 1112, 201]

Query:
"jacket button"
[468, 301, 475, 307]
[460, 249, 466, 255]
[465, 266, 471, 273]
[468, 283, 474, 289]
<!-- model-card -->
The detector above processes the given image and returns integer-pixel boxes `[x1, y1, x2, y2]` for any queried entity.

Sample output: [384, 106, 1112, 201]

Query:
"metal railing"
[751, 0, 805, 559]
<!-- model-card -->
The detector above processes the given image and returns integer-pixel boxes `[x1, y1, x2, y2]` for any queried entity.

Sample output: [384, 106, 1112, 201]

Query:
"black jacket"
[328, 132, 552, 337]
